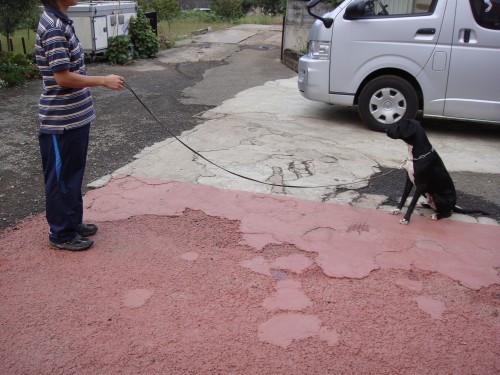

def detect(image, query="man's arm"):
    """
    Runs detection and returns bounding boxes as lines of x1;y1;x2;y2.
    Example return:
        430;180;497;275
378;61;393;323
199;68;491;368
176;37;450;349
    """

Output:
53;70;125;90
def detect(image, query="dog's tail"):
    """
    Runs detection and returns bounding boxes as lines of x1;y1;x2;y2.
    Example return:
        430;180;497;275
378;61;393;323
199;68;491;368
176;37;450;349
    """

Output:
453;206;490;216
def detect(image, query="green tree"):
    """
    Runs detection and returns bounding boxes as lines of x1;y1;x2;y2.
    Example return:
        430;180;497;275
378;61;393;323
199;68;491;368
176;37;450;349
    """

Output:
241;0;258;13
136;0;155;12
257;0;286;15
151;0;180;21
0;0;38;46
212;0;245;20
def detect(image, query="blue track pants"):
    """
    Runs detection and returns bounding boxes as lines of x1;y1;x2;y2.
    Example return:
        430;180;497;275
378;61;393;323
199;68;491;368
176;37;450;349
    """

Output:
39;125;90;243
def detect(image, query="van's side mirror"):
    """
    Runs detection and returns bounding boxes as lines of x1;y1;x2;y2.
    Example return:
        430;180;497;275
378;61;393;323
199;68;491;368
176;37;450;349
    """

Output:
307;0;321;8
344;0;366;20
306;0;334;28
307;0;321;7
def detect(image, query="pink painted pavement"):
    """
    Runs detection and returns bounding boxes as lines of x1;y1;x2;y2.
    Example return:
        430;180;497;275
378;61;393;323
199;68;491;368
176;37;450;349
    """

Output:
1;175;499;374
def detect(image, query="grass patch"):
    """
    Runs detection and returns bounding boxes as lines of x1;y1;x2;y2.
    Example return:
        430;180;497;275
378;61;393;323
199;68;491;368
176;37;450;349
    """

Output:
0;29;36;55
238;14;283;25
159;18;231;42
158;12;283;43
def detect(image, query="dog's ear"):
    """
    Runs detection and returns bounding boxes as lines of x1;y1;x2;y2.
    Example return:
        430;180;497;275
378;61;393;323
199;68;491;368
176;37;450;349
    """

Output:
400;119;420;138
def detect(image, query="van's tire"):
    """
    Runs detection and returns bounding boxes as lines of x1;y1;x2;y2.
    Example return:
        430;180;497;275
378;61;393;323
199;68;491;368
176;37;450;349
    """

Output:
358;75;418;132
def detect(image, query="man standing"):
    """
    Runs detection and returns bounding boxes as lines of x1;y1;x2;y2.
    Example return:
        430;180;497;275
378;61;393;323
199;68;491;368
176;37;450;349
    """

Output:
36;0;125;250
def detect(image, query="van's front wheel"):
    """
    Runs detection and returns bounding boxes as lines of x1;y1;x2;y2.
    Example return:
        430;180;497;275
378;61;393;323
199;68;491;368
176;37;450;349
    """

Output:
358;75;418;132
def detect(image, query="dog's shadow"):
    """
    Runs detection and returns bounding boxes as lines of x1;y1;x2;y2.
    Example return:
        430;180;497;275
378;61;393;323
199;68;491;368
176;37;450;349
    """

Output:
359;166;500;224
419;117;500;140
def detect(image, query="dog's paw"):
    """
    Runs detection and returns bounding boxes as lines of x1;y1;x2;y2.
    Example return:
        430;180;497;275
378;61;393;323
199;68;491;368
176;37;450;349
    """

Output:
431;214;438;220
399;218;409;225
390;208;401;215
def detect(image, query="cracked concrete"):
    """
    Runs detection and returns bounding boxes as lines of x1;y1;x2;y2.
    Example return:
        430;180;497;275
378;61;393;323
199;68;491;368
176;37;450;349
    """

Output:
89;82;381;203
89;75;499;224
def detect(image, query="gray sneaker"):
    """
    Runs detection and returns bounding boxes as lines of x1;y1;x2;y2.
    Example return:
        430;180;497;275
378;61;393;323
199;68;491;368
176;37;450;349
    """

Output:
49;234;94;251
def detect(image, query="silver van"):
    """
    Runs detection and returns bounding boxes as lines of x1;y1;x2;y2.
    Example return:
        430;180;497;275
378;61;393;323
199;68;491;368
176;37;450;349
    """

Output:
298;0;500;131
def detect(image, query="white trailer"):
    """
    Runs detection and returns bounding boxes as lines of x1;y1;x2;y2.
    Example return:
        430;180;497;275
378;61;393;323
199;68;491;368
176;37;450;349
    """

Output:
66;1;137;57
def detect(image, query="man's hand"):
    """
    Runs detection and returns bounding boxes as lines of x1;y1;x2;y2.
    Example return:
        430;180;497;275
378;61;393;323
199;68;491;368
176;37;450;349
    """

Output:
103;74;125;90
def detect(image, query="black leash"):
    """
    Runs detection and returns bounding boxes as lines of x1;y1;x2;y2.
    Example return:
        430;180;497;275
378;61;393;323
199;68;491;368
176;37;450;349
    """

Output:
124;82;399;189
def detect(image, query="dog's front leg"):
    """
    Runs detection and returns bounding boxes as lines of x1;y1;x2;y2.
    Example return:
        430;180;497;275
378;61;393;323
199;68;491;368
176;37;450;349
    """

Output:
391;177;413;215
400;186;424;225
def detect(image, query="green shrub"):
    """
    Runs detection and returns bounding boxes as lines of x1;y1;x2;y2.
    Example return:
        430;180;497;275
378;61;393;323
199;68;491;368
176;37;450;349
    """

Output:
0;64;27;86
0;51;32;66
0;51;39;88
23;64;39;79
129;8;160;59
107;35;133;65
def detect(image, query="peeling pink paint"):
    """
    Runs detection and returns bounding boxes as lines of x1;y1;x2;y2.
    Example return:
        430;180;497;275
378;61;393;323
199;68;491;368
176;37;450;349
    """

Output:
258;313;321;348
414;296;446;320
240;256;271;276
123;289;154;308
315;236;381;279
318;326;341;346
181;251;199;261
262;279;312;311
395;278;424;292
272;254;313;273
1;202;498;373
84;177;500;289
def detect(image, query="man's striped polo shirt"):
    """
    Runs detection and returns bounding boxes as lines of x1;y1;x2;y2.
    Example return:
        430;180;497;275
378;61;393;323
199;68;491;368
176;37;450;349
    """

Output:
35;6;96;134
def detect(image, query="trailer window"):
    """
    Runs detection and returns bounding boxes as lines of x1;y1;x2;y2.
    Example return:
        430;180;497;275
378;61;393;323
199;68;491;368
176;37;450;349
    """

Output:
470;0;500;29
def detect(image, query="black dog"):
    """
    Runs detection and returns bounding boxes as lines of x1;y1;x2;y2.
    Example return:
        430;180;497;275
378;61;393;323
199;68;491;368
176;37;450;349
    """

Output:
386;119;489;224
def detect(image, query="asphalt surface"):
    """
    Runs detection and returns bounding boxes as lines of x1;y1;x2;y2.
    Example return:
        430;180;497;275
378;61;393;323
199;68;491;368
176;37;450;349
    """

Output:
0;63;213;228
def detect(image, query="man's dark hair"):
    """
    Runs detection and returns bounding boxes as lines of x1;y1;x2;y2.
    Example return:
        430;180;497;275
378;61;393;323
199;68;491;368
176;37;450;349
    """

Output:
41;0;59;9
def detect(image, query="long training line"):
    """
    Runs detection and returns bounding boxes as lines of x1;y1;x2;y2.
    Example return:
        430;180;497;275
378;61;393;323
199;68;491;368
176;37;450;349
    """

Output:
124;82;399;189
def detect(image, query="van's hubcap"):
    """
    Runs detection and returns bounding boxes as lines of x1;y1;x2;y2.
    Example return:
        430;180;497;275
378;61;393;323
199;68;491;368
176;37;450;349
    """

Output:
369;88;406;124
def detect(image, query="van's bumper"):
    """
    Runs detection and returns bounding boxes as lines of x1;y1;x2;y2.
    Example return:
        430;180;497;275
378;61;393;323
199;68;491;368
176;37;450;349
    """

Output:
297;56;331;103
298;56;356;106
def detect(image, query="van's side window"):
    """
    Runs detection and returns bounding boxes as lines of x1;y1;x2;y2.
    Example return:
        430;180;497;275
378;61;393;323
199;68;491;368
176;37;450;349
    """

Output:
366;0;437;16
470;0;500;30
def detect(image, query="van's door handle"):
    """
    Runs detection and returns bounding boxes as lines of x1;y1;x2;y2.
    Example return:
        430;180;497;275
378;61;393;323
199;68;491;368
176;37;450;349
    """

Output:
416;28;436;35
464;29;471;43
